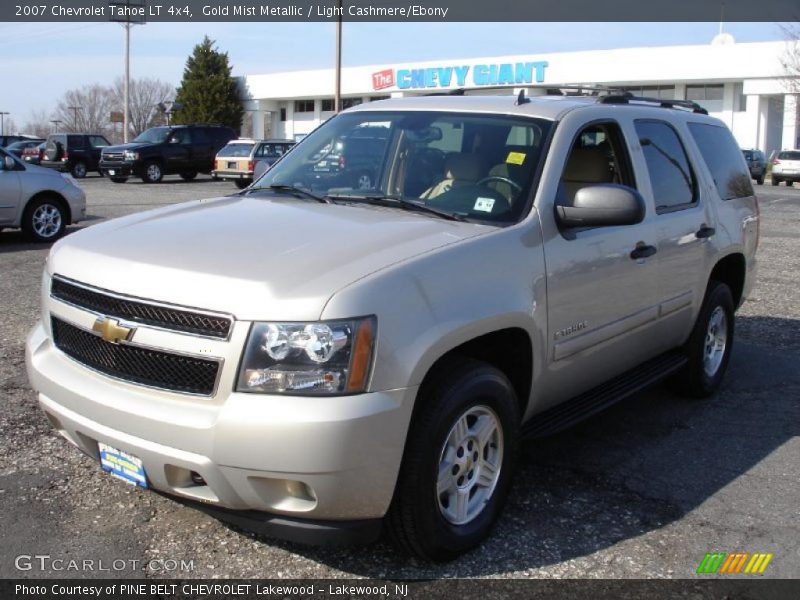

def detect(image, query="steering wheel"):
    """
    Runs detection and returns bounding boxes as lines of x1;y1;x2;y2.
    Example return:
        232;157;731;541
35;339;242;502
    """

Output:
476;176;522;193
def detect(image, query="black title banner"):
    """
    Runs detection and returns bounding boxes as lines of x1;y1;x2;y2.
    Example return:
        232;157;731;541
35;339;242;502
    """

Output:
3;0;800;22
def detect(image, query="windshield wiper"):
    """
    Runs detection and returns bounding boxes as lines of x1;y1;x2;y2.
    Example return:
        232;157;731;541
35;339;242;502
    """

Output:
248;184;330;204
326;194;467;222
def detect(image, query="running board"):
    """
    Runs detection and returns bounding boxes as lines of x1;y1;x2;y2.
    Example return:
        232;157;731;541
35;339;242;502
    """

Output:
522;351;688;439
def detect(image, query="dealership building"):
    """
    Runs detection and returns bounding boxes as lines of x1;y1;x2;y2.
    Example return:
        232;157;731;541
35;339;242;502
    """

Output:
239;38;799;155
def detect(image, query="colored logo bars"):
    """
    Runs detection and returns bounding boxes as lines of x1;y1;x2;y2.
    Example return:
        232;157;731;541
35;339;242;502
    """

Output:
696;552;774;574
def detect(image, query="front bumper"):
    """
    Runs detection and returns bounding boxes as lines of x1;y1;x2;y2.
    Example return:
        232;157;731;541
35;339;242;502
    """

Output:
26;320;416;532
99;161;134;177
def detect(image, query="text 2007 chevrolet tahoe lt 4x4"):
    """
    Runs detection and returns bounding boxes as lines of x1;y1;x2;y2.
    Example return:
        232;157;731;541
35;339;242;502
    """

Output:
26;93;758;560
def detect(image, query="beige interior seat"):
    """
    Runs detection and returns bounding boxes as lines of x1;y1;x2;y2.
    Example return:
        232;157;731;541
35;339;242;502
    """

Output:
560;147;613;205
421;153;484;199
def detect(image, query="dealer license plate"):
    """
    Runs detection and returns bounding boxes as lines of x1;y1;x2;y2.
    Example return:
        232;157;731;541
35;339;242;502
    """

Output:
108;169;115;175
99;443;147;488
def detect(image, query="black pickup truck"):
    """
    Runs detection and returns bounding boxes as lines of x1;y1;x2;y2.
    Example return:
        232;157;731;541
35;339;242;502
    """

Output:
99;124;237;183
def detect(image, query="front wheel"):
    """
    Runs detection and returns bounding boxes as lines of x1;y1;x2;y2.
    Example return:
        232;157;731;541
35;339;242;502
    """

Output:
756;174;764;185
180;171;197;181
22;197;67;242
110;177;128;184
771;177;781;186
142;161;163;183
387;358;519;561
672;280;735;398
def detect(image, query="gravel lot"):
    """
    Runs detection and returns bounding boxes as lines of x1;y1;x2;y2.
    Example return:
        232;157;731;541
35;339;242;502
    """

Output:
1;174;798;579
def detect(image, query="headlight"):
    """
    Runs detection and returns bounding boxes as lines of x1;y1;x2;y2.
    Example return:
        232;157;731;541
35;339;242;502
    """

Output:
123;151;139;161
236;317;376;395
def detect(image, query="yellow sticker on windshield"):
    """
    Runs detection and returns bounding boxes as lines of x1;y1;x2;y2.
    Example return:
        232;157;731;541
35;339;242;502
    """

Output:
506;151;526;165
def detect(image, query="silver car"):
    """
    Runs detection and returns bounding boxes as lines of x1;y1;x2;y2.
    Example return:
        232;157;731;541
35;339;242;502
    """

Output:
26;93;757;559
0;148;86;242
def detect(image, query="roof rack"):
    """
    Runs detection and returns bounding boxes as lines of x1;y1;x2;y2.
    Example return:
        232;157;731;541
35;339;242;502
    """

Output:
423;84;622;98
598;92;708;115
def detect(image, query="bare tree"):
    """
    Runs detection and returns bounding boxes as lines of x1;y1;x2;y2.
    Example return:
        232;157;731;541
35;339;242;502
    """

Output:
780;24;800;94
111;77;174;137
53;84;115;136
2;116;19;136
23;109;54;138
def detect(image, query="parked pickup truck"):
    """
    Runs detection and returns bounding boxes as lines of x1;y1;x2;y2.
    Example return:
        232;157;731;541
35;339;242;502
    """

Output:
26;92;758;560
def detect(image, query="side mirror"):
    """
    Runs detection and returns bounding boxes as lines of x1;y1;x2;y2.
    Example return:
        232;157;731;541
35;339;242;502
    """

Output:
3;156;15;171
556;184;645;228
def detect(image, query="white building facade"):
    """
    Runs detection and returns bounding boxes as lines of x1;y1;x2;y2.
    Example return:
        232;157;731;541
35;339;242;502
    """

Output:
240;40;799;155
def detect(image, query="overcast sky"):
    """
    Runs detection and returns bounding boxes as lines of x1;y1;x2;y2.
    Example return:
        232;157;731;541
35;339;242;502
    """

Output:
0;21;791;129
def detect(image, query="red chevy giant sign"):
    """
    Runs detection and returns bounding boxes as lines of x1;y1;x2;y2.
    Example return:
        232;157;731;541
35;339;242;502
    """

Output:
372;69;395;90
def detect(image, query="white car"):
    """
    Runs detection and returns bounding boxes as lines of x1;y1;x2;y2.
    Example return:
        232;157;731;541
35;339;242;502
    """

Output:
771;149;800;187
0;148;86;242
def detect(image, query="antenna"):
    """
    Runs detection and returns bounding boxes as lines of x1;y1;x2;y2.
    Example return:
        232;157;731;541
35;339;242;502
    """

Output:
516;89;531;105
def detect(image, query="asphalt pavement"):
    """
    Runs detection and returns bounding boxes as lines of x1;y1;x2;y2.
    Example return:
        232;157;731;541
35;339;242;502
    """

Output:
0;175;798;579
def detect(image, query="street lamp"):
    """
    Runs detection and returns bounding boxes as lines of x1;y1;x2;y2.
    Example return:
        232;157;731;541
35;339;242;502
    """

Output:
109;1;146;143
0;112;9;136
50;120;63;132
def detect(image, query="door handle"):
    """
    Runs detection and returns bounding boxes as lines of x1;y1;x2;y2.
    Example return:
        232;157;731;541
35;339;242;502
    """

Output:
696;225;716;239
630;242;657;260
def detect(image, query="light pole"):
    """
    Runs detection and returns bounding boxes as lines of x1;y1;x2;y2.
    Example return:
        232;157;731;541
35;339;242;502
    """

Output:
50;120;63;132
68;106;83;131
334;0;342;113
110;1;146;143
0;112;9;136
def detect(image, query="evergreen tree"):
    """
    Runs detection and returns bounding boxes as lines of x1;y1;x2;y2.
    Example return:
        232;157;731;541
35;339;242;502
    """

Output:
173;37;243;130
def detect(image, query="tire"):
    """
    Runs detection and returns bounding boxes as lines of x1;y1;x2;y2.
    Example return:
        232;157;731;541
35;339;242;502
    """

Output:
672;280;735;398
234;179;250;190
386;358;520;561
771;177;781;186
22;196;67;242
756;174;764;185
142;161;163;183
71;161;87;179
355;171;373;190
110;177;128;184
180;171;198;181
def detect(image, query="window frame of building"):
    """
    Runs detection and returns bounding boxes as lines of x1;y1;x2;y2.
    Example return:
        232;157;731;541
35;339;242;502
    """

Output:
294;100;315;113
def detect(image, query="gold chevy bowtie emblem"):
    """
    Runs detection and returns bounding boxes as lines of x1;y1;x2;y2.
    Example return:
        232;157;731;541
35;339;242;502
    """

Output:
92;318;134;344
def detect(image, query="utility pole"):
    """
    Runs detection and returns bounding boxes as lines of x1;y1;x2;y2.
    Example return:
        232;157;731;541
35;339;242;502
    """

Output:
0;112;9;136
334;0;342;112
68;106;83;131
110;1;146;143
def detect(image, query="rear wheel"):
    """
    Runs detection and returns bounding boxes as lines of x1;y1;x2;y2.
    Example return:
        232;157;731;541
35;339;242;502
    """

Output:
22;196;67;242
142;161;163;183
755;174;764;185
771;177;781;186
110;177;128;184
387;358;519;561
71;161;87;179
672;280;734;398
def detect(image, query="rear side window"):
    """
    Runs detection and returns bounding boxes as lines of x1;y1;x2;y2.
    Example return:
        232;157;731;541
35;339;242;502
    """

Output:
193;128;210;144
778;151;800;160
688;123;753;200
68;135;85;149
634;120;696;211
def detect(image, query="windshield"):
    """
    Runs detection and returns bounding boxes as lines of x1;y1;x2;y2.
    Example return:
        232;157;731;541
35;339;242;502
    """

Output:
133;127;172;144
254;111;552;224
218;143;255;157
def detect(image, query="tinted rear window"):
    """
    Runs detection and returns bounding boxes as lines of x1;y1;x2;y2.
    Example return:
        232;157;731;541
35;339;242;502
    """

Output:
778;151;800;160
218;143;254;157
688;122;753;200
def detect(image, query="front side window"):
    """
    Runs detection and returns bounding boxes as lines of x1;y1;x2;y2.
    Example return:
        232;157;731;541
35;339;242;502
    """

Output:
253;110;552;225
634;120;696;211
688;122;753;200
89;136;109;148
133;127;171;144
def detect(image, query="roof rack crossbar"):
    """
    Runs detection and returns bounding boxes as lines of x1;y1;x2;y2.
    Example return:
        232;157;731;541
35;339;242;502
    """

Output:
599;93;708;115
422;84;624;98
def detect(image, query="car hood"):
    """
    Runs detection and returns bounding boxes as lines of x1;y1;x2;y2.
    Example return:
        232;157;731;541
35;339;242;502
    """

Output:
102;142;152;153
48;194;491;321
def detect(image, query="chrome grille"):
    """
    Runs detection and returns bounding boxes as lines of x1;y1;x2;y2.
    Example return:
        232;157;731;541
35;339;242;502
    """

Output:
51;317;220;396
51;277;232;339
